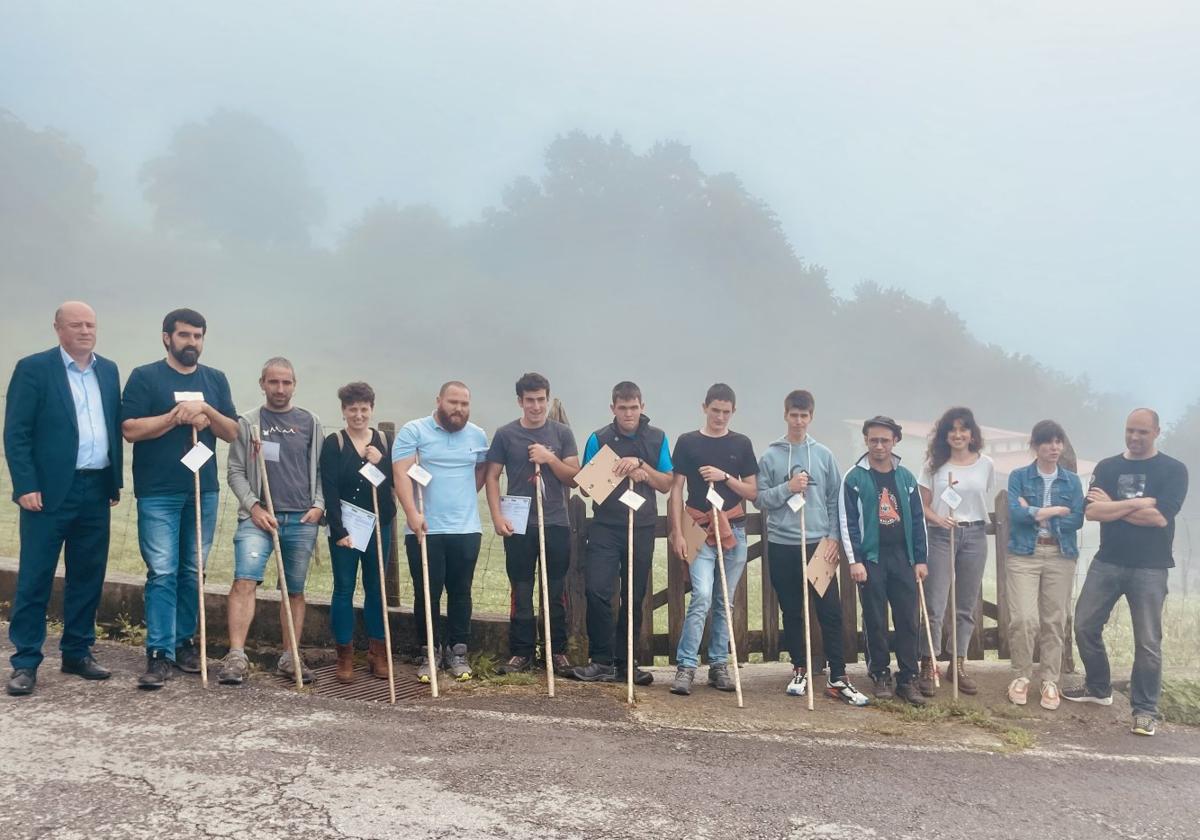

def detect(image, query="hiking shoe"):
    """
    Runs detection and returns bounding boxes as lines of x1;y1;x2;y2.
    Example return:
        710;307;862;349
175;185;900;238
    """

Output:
707;662;736;692
917;656;938;697
947;657;978;695
174;641;203;674
1062;686;1113;706
415;646;436;683
870;672;894;699
1040;681;1061;711
895;681;927;707
785;667;809;697
277;651;314;685
618;664;654;686
445;644;472;681
572;661;618;682
217;650;250;686
496;655;532;675
826;676;870;707
551;654;573;676
137;650;172;690
1007;676;1030;706
1132;714;1156;736
670;666;696;696
6;668;36;696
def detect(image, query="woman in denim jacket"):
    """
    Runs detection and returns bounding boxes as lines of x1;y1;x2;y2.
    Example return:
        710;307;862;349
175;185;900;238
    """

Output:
1005;419;1085;710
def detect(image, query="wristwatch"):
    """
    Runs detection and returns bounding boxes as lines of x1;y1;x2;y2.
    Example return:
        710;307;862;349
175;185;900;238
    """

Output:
636;457;644;468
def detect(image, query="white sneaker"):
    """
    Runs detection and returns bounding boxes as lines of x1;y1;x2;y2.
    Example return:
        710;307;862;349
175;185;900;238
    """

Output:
785;668;808;696
1007;676;1030;706
1040;681;1061;710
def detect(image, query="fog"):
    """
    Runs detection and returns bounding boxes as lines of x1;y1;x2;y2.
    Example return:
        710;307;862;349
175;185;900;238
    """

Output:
3;1;1198;467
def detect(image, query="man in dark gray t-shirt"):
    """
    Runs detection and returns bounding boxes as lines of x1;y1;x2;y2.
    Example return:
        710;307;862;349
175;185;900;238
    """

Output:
485;373;580;675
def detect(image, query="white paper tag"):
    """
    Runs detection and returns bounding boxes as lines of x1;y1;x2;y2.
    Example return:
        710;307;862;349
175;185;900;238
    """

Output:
181;442;214;473
260;440;281;463
940;486;963;510
619;489;646;511
787;493;807;512
406;463;433;487
360;462;387;487
173;391;204;403
706;485;724;509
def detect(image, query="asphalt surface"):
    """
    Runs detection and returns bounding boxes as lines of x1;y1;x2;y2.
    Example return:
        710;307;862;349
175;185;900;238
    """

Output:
2;639;1198;840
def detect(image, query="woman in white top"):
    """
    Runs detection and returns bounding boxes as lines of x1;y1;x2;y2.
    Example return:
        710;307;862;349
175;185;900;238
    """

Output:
917;407;995;696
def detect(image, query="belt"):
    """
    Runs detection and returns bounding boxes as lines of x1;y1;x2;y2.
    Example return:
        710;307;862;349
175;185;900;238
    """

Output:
955;520;985;527
1036;536;1058;546
75;468;107;475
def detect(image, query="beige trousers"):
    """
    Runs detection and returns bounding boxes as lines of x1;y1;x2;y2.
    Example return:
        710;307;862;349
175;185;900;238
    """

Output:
1006;544;1076;685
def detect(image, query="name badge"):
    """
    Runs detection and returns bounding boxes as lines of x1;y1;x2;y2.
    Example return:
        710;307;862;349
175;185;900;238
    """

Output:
260;441;281;462
360;463;387;487
407;463;433;487
787;493;806;512
706;485;724;510
940;487;963;510
174;391;204;403
619;489;646;511
181;442;214;473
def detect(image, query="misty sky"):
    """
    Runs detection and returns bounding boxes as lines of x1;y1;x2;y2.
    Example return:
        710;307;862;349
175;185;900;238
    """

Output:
3;2;1198;418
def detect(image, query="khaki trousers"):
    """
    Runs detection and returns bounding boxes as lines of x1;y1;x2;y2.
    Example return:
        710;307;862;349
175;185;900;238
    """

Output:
1006;544;1076;685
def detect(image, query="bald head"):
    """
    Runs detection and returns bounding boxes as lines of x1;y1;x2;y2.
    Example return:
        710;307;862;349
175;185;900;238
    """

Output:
53;301;98;362
1125;408;1160;459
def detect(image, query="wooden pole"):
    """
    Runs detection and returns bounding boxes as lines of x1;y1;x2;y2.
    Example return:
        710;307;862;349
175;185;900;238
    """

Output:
415;456;439;698
917;578;940;688
799;505;814;711
191;428;208;688
626;477;635;705
535;464;555;697
253;424;304;691
710;482;743;708
371;485;397;703
948;470;959;701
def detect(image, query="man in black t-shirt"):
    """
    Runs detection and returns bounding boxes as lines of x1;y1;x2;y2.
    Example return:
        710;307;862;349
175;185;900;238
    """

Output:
1065;409;1188;736
121;309;239;690
667;383;758;696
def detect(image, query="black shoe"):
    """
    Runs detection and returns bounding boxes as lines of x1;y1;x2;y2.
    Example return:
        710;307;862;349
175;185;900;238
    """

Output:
61;655;111;680
870;672;894;700
496;655;532;675
174;642;203;674
571;662;618;682
6;668;36;696
137;650;173;690
895;681;928;707
618;664;654;686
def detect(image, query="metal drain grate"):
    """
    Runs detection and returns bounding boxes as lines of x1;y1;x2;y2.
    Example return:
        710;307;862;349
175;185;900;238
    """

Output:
273;662;433;702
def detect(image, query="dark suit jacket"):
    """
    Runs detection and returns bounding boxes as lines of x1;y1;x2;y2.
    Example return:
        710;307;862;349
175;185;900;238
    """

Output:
5;347;123;512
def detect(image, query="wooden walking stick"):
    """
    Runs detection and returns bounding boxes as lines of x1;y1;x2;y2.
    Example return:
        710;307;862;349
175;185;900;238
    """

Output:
799;504;815;711
626;476;636;705
709;482;743;708
371;482;397;703
252;424;304;691
917;577;940;688
948;470;959;701
414;455;438;698
191;428;209;688
534;463;555;697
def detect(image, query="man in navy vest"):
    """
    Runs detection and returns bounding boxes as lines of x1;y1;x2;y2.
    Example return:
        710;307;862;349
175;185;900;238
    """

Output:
5;301;123;696
572;381;673;685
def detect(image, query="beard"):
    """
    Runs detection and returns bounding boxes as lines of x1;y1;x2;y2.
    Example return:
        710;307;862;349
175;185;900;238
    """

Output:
168;341;200;367
437;407;468;432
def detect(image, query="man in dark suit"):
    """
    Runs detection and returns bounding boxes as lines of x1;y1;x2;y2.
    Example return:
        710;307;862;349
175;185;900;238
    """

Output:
5;301;123;696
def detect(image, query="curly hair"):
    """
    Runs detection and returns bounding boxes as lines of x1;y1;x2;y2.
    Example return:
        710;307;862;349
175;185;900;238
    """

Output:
337;381;375;407
926;406;983;473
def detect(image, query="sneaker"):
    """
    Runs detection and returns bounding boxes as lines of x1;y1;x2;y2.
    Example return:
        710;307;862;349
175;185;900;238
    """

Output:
445;644;472;681
670;666;696;696
917;656;938;697
551;653;573;676
894;681;927;707
1062;685;1113;706
1131;714;1156;736
707;662;736;692
826;676;870;707
1007;676;1030;706
617;664;654;686
217;650;250;686
870;672;894;700
137;650;173;690
496;655;532;675
785;667;809;697
1040;681;1061;711
277;651;314;685
572;661;618;682
174;641;203;674
415;646;436;683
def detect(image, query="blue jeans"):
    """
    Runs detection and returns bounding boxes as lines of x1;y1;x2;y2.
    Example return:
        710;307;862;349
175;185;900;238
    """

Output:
232;512;317;593
329;529;391;645
1074;560;1169;717
137;492;218;658
676;524;747;668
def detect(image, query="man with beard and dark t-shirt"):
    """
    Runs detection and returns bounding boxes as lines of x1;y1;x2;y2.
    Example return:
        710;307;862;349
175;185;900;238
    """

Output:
1065;408;1188;737
121;308;238;689
571;381;673;686
393;381;489;683
485;372;580;676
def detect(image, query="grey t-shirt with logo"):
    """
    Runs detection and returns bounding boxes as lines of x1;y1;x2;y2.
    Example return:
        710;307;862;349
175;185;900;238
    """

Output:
260;407;315;513
486;419;578;527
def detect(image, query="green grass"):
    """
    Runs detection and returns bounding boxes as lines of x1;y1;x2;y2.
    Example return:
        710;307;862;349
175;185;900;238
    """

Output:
874;698;1036;750
1160;679;1200;726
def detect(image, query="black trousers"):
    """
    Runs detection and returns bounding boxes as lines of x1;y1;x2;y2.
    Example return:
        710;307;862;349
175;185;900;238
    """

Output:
405;532;482;651
9;471;110;670
504;525;570;658
584;522;654;666
767;541;846;678
858;542;920;685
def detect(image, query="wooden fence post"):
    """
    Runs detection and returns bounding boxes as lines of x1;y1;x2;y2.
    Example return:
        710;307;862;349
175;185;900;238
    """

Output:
566;496;589;660
760;528;781;663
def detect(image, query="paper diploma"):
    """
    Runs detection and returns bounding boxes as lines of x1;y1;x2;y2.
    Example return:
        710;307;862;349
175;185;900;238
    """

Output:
500;495;532;535
340;501;378;552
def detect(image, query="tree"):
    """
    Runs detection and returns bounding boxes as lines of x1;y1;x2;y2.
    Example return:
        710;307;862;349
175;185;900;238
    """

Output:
140;109;323;247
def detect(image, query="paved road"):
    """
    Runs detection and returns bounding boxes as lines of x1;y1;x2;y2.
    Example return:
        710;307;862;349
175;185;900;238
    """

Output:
2;641;1198;839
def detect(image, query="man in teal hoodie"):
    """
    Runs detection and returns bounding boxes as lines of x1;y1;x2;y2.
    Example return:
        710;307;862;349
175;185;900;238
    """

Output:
757;390;867;705
839;416;928;706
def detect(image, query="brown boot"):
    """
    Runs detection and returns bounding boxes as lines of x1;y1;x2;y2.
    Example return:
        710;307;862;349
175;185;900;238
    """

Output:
335;644;355;684
367;638;390;680
949;656;978;695
917;657;938;697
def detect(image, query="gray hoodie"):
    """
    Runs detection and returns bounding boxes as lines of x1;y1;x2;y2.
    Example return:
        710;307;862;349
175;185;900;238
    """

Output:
755;434;841;545
227;405;325;520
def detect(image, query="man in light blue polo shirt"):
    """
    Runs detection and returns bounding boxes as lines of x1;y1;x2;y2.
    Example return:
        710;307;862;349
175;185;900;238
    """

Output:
392;381;489;682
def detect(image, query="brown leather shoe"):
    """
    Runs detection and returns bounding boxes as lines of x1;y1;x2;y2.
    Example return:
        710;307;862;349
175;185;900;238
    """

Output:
947;656;978;695
917;656;938;697
367;638;390;680
335;644;355;684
